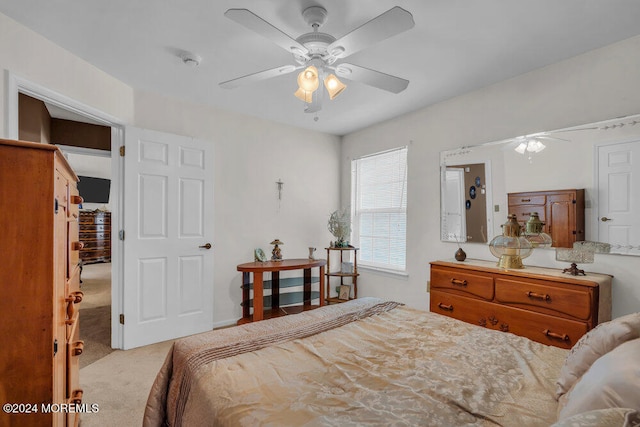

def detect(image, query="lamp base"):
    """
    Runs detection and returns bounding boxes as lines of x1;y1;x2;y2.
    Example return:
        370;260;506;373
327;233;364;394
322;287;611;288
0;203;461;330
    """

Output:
562;263;586;276
496;255;524;269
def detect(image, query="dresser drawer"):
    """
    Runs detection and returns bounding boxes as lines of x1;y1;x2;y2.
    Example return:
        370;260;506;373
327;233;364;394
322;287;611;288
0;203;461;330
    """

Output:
495;278;593;321
508;194;546;206
430;290;587;349
430;290;491;326
430;266;494;300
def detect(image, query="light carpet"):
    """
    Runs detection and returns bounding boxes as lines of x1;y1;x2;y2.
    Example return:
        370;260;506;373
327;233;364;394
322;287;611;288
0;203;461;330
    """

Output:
79;339;174;426
79;262;113;368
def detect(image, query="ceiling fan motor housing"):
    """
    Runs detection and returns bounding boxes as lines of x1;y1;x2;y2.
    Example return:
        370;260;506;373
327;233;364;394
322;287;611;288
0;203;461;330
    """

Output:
302;6;328;27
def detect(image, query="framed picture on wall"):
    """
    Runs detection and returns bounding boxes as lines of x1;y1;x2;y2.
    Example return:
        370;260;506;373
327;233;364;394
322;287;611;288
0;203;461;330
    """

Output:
339;285;351;300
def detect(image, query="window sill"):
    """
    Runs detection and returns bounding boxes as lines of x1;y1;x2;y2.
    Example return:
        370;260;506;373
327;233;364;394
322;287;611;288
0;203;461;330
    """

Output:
358;265;409;279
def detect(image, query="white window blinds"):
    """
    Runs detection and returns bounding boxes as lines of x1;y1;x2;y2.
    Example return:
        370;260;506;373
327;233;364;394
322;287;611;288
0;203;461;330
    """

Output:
351;146;408;272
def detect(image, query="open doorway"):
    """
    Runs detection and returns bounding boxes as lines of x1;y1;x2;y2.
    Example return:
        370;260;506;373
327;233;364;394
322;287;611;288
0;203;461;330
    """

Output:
16;90;122;360
60;146;114;366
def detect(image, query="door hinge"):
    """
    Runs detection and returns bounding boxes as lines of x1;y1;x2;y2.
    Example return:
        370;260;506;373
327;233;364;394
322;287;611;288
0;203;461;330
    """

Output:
119;314;125;324
119;146;125;156
119;230;125;240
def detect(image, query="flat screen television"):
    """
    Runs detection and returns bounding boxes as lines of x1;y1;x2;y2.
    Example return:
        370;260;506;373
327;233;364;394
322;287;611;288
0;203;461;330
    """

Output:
77;176;111;204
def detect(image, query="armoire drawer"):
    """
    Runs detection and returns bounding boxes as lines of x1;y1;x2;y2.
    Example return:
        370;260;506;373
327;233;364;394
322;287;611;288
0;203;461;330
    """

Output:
495;278;593;321
508;193;546;206
430;266;494;300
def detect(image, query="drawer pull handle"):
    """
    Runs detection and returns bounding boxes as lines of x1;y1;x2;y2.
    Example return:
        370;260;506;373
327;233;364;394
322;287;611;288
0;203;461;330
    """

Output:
71;241;84;251
65;291;84;324
71;389;83;405
526;291;551;301
437;303;453;311
521;198;531;202
543;329;569;341
72;341;85;356
450;278;467;287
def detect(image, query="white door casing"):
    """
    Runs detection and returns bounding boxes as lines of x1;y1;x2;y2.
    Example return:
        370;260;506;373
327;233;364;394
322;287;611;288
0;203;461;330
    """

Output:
597;139;640;253
123;127;214;349
442;167;466;242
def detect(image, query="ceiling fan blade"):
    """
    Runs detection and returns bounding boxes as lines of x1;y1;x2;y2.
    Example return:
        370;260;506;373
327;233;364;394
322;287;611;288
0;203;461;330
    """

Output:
336;63;409;93
220;65;299;89
225;9;309;58
327;7;414;59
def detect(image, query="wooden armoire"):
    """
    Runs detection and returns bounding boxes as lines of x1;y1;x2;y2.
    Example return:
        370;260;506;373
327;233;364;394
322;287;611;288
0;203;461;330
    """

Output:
0;139;84;426
508;189;585;248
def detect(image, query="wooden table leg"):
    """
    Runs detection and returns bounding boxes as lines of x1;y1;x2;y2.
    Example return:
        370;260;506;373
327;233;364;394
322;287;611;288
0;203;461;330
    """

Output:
242;272;250;319
253;272;264;321
303;268;311;305
319;266;325;306
271;271;280;310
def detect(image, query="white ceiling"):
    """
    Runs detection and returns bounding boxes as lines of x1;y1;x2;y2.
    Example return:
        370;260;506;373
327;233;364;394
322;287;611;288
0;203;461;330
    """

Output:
2;1;640;136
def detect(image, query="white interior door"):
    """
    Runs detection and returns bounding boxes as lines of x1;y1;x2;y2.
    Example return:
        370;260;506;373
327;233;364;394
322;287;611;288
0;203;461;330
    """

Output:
122;127;214;349
442;167;466;241
597;139;640;253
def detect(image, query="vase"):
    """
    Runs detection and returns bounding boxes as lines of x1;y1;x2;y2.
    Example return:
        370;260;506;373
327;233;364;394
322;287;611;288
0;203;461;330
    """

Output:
455;247;466;262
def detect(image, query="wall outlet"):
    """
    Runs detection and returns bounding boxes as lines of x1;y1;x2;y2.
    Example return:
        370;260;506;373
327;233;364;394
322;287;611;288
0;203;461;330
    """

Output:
494;204;500;212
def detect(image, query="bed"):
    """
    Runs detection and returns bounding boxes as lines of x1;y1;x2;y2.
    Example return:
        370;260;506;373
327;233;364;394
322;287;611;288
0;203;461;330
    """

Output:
143;298;640;427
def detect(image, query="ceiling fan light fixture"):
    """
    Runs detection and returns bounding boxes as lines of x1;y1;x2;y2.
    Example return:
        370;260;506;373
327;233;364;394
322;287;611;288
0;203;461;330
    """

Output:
324;74;346;100
294;87;313;103
515;138;546;155
297;65;319;92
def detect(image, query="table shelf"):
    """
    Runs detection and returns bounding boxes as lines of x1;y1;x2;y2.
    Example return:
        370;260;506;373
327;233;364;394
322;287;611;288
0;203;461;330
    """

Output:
241;276;320;290
237;258;326;323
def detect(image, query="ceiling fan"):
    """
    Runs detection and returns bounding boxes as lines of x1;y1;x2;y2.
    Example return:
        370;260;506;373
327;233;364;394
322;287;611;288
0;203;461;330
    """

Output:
219;5;415;113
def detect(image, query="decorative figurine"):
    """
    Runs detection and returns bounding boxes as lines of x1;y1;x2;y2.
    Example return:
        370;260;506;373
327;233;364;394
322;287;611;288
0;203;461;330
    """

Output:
270;239;283;261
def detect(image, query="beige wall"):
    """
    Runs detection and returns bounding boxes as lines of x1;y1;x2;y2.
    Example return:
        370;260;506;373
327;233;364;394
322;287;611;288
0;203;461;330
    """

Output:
342;35;640;318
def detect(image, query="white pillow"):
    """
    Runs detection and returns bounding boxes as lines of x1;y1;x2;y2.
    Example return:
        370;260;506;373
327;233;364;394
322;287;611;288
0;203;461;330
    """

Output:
556;312;640;399
557;338;640;420
551;408;640;427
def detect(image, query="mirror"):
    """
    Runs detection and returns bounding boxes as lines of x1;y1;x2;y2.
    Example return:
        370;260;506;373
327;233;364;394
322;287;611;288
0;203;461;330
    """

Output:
440;162;490;243
441;113;640;255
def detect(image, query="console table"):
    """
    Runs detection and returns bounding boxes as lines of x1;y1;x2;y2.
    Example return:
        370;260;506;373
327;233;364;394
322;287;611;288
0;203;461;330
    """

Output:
237;258;326;324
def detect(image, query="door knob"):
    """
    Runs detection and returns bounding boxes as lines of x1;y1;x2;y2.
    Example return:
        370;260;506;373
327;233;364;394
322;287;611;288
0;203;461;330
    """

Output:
601;217;613;222
199;243;212;249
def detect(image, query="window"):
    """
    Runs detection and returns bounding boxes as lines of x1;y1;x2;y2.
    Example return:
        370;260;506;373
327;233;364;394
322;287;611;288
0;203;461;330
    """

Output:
351;146;408;272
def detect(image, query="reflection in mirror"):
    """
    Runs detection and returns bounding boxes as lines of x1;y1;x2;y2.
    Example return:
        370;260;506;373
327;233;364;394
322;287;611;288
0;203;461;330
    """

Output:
441;162;490;243
440;114;640;255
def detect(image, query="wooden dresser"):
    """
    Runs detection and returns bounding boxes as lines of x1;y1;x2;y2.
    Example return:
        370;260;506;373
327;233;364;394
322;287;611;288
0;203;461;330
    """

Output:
429;260;612;349
79;210;111;264
0;139;84;426
508;189;585;248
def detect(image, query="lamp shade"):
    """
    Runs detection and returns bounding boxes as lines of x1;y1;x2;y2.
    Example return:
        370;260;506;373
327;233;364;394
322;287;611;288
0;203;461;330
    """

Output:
489;214;533;269
294;87;313;103
324;74;346;100
297;66;319;92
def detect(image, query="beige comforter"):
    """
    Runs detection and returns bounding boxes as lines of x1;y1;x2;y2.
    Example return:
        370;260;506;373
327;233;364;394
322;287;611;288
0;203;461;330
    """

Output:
144;298;567;426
